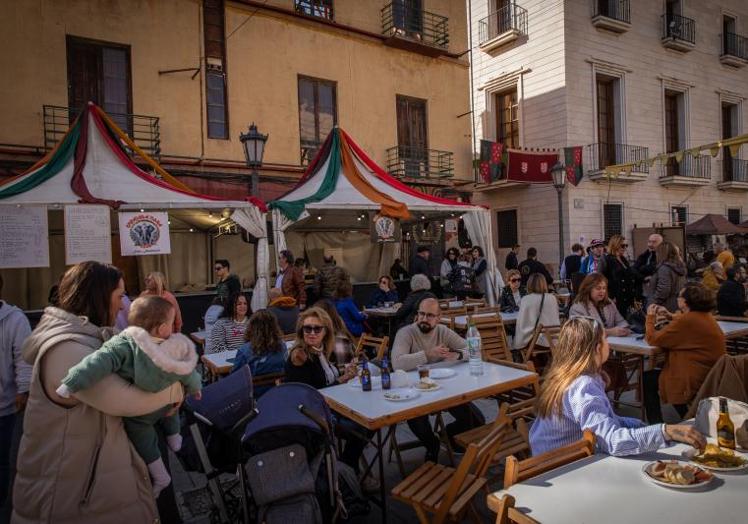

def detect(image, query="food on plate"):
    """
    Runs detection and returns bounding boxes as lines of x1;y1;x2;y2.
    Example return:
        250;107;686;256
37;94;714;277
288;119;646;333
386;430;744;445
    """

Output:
692;444;748;468
384;392;402;400
646;461;712;485
415;378;438;390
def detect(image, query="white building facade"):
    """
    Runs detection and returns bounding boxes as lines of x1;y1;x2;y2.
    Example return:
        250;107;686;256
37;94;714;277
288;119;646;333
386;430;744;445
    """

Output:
468;0;748;271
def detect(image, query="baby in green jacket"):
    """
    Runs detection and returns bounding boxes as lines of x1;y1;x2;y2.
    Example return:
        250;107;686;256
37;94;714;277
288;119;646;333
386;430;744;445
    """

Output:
56;295;202;497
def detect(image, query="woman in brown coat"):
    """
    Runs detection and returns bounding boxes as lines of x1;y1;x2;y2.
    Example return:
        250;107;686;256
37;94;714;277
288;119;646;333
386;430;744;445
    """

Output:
643;282;726;424
13;262;183;524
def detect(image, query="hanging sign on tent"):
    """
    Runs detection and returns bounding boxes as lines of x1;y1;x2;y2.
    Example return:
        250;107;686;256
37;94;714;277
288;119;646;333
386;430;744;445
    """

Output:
370;213;400;243
118;211;171;256
0;205;49;269
65;205;112;265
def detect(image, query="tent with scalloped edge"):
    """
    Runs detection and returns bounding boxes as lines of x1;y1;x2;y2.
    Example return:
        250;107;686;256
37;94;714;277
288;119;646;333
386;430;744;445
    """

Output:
268;127;502;304
0;102;270;310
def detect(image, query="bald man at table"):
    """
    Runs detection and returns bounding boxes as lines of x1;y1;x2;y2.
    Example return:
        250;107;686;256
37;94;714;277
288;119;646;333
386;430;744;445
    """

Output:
391;298;485;462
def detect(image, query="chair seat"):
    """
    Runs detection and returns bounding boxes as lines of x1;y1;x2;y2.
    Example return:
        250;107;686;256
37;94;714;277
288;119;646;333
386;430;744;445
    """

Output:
454;427;528;461
392;462;487;519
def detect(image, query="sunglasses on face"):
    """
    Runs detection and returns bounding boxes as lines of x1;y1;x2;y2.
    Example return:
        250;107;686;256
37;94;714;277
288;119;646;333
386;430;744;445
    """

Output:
510;278;521;283
214;267;223;272
621;244;628;248
303;325;325;334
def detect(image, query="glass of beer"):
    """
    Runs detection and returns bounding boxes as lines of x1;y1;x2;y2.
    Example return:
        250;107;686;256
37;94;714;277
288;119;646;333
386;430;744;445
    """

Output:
417;364;430;380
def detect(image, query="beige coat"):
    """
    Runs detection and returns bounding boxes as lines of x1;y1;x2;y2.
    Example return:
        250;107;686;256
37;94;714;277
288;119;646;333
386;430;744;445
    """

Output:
12;307;182;524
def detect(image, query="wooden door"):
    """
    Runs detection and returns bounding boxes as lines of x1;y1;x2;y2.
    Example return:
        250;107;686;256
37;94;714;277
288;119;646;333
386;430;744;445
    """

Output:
396;96;428;176
596;77;616;169
67;37;101;115
664;92;680;176
723;103;734;181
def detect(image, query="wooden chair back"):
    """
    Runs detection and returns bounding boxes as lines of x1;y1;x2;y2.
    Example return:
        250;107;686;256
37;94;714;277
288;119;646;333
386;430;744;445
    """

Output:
491;360;540;423
252;372;285;389
470;315;511;362
432;416;512;524
355;333;389;360
492;494;541;524
503;430;596;488
439;298;466;311
521;324;561;367
441;308;468;331
473;305;501;315
465;298;486;309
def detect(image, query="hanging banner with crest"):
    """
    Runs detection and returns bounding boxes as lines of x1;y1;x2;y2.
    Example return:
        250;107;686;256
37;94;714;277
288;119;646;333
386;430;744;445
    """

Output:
369;212;401;243
506;149;558;184
118;211;171;256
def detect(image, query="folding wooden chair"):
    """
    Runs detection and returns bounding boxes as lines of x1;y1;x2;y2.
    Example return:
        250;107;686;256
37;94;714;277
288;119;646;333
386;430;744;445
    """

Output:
354;333;389;360
392;415;512;524
473;305;501;315
441;308;468;331
455;361;540;471
469;315;511;362
465;298;487;309
503;430;596;488
439;298;466;310
521;325;560;373
491;494;541;524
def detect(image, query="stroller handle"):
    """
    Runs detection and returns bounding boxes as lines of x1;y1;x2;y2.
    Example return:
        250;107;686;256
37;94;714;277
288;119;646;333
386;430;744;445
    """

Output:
298;404;330;435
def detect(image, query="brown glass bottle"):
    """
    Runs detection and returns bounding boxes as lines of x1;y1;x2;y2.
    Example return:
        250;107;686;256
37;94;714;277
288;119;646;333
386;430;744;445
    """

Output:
717;397;736;449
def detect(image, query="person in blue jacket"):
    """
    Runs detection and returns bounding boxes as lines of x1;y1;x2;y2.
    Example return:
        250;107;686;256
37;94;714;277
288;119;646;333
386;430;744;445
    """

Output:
231;310;288;397
334;278;368;337
367;275;399;307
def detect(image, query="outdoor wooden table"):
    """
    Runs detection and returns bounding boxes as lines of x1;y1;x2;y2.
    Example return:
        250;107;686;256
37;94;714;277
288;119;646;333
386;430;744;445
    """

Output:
190;330;207;352
320;361;537;523
443;310;518;330
487;440;748;523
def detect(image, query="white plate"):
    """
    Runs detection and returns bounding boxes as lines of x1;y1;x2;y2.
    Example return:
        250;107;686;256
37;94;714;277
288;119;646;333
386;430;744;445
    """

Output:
348;376;382;389
641;461;714;489
412;381;442;392
383;389;420;402
429;368;457;379
682;447;748;471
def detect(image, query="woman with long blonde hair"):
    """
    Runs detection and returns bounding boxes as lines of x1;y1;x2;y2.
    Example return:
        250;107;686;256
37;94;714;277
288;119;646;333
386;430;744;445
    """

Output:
530;317;705;456
602;235;637;316
141;271;183;333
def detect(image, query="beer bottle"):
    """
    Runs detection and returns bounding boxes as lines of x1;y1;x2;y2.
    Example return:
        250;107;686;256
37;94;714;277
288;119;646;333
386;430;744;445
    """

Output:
360;360;372;392
381;357;391;390
717;397;736;449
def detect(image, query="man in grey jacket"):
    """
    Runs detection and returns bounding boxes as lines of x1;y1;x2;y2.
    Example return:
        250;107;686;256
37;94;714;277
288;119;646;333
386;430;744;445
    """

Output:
0;275;32;509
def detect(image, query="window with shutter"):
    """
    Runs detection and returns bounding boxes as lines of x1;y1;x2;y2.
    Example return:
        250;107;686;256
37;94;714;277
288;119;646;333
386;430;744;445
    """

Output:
727;208;741;225
203;0;228;139
298;76;338;164
496;209;518;248
602;203;623;241
495;88;518;148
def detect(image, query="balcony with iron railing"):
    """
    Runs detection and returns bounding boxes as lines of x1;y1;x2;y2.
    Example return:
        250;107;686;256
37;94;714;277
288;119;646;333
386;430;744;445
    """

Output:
659;153;711;187
661;13;696;52
381;2;449;57
386;146;454;180
43;105;161;159
294;0;333;21
717;158;748;191
585;142;649;182
721;32;748;67
478;4;528;52
591;0;631;33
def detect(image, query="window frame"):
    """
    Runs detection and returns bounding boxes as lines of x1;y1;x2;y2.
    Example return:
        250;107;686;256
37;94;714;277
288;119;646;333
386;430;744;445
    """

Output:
297;75;338;164
670;205;688;226
294;0;334;21
494;87;519;148
727;207;742;225
495;208;519;249
601;201;624;242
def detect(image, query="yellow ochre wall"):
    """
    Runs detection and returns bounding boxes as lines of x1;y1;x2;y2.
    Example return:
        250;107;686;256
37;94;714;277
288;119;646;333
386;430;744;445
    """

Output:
0;0;472;178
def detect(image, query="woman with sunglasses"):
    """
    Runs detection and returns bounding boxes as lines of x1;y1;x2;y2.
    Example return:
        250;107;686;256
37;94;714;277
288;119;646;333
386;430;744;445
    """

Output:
367;275;399;308
500;269;525;313
569;273;630;337
530;317;706;456
602;235;638;317
285;308;374;488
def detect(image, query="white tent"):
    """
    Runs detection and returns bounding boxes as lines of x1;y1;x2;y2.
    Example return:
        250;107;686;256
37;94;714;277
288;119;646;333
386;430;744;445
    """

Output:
0;103;270;309
269;127;501;304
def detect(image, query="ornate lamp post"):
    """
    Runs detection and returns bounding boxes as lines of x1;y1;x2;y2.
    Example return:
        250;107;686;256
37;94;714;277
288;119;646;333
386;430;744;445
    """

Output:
239;123;268;197
551;161;567;269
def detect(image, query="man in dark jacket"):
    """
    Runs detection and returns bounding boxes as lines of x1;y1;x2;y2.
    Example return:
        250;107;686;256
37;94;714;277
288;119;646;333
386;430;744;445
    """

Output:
505;244;520;271
560;243;584;280
634;233;663;299
518;247;553;286
214;259;241;305
410;246;432;277
314;255;347;300
717;265;748;317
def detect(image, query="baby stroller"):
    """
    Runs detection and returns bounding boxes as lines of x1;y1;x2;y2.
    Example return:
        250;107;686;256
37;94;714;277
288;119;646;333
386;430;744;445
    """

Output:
242;383;345;524
179;365;258;523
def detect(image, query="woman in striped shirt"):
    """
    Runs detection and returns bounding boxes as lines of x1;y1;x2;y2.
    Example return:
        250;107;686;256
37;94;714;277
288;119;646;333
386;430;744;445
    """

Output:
208;293;250;354
529;317;705;456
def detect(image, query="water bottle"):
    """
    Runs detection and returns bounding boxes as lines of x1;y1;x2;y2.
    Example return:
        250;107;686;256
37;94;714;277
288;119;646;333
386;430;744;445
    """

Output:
466;320;484;376
380;357;391;390
360;360;372;391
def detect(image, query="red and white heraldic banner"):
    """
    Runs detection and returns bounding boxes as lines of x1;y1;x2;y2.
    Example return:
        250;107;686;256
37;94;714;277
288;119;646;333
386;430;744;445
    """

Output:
118;211;171;256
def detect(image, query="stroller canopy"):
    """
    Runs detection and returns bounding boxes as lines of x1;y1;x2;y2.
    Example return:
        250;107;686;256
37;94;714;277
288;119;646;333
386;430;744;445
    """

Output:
243;383;333;442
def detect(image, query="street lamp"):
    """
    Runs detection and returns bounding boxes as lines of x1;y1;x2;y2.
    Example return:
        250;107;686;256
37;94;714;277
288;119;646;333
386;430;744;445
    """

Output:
239;123;268;197
551;161;566;270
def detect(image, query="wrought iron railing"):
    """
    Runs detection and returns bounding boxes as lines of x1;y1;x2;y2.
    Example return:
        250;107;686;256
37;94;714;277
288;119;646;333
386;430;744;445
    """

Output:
294;0;333;20
661;13;696;44
592;0;630;24
586;142;649;173
723;158;748;183
478;4;528;45
723;32;748;60
381;2;449;49
386;146;454;179
661;154;711;179
43;105;160;158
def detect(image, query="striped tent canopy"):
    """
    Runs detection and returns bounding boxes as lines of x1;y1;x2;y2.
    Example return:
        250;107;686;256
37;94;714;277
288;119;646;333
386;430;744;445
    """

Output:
0;101;265;212
269;127;478;221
